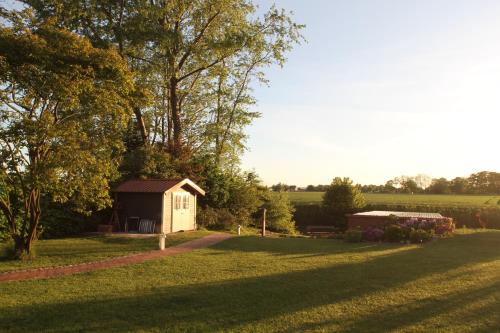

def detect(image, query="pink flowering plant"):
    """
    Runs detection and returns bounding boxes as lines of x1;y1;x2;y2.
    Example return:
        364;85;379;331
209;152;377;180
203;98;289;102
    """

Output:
362;227;385;241
354;216;455;243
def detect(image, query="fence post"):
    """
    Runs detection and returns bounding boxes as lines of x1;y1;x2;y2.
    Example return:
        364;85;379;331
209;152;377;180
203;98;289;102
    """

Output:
262;208;267;237
159;233;166;250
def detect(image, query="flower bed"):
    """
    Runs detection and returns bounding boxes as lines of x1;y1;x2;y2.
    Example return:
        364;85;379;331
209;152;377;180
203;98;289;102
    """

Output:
347;217;455;243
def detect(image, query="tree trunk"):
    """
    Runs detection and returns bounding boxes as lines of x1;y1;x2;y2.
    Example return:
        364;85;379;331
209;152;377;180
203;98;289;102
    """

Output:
133;107;148;144
214;72;223;166
14;188;41;259
169;76;182;156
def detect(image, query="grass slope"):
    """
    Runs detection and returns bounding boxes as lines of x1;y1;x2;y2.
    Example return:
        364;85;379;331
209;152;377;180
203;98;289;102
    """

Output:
1;229;499;332
288;192;500;207
0;231;212;273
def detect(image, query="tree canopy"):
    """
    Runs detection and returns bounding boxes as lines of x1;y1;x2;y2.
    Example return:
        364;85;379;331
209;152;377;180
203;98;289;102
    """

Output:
25;0;304;167
0;10;134;256
322;177;366;213
0;1;304;254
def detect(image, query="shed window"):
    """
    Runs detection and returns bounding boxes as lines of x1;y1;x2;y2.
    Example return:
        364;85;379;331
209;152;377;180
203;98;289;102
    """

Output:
183;194;189;209
174;194;181;210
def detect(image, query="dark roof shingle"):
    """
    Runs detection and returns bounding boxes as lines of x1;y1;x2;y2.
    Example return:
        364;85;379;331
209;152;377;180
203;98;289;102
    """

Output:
113;179;182;193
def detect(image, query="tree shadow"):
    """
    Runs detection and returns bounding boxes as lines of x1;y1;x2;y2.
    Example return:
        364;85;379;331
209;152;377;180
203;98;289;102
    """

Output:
212;235;405;258
1;232;499;332
285;280;500;332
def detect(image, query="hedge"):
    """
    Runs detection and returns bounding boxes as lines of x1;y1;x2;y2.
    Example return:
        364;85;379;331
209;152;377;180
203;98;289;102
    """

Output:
294;204;500;230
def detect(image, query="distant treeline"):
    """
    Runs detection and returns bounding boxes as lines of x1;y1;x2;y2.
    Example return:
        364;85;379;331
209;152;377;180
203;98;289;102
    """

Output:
272;171;500;195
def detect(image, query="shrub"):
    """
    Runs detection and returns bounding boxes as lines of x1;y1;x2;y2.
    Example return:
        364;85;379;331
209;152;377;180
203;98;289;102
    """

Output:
323;177;366;229
363;227;384;241
199;165;265;226
0;240;16;259
0;214;9;241
409;229;434;243
262;192;296;234
197;207;238;230
434;218;455;235
323;177;366;211
345;228;363;242
39;203;90;239
384;224;404;242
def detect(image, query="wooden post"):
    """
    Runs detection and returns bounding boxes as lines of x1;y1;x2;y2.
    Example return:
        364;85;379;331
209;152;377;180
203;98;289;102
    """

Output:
159;233;166;250
262;208;267;237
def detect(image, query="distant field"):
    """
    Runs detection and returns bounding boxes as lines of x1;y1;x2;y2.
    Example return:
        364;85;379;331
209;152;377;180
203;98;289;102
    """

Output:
287;192;500;207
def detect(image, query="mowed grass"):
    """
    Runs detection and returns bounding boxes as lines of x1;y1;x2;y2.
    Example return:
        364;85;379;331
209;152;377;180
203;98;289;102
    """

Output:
288;192;500;207
0;231;212;273
1;229;499;332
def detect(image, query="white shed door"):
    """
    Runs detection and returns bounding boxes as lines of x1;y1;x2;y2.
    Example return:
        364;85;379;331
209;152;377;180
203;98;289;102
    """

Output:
172;192;191;232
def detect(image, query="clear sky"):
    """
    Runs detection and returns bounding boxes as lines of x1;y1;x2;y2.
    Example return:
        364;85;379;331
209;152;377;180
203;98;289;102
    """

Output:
243;0;500;186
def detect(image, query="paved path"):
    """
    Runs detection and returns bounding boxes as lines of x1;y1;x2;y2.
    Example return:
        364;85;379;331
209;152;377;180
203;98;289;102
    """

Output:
0;233;234;283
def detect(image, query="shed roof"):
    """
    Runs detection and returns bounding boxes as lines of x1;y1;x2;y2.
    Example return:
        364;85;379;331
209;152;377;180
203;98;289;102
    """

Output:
113;178;205;195
353;211;443;219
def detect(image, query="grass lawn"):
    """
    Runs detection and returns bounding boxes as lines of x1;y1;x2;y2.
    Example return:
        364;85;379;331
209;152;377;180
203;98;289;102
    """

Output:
0;230;212;273
288;192;500;207
1;229;499;332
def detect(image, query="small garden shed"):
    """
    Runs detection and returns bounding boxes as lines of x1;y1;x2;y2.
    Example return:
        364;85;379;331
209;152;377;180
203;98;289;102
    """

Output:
112;178;205;234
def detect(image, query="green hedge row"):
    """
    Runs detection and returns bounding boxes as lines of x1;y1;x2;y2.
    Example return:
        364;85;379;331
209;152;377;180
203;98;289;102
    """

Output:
293;204;500;230
293;205;341;231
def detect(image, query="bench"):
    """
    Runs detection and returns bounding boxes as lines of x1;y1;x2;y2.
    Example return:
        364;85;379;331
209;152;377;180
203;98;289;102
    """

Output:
305;225;337;235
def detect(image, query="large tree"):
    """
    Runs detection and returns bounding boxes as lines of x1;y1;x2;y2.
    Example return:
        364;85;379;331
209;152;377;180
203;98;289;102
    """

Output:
24;0;303;166
0;11;133;257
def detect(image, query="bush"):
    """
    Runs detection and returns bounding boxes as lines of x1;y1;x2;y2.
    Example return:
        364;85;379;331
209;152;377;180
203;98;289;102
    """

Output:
0;215;9;242
0;240;16;259
409;229;434;243
345;228;363;242
262;192;296;234
435;219;455;235
384;224;404;242
363;227;384;241
323;177;366;211
197;207;238;230
199;166;265;226
323;177;366;229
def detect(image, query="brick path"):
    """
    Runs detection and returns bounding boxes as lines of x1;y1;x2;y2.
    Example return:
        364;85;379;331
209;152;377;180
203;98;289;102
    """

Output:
0;233;234;283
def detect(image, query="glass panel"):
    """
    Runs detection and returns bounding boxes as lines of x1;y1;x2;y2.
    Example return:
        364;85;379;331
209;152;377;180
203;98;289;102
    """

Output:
175;194;181;210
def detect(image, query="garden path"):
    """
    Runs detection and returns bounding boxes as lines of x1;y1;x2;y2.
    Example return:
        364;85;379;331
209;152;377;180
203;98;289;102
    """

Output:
0;233;234;283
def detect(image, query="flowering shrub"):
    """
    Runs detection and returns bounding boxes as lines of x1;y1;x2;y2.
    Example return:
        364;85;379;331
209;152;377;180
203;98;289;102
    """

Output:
384;224;404;242
409;229;434;243
362;227;384;241
344;217;455;243
397;217;455;238
434;218;455;235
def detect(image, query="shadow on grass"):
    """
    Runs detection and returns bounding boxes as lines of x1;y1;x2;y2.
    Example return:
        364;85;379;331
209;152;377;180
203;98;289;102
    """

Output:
1;232;499;332
211;235;403;258
285;279;500;333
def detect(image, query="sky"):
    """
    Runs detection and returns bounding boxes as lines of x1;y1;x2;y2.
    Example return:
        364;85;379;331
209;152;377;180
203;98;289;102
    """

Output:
243;0;500;186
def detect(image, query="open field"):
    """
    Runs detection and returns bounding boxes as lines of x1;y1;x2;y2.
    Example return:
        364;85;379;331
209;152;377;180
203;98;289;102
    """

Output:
1;229;499;332
288;192;500;207
0;231;211;273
